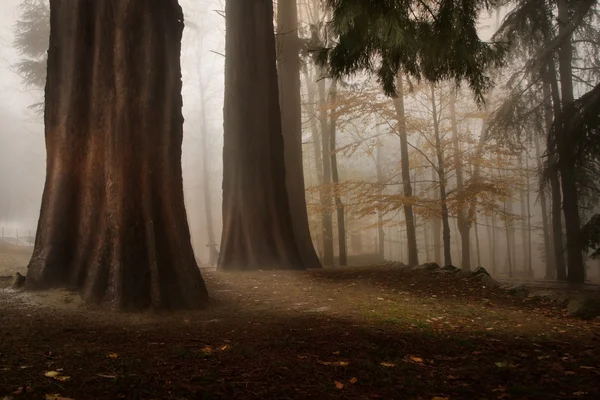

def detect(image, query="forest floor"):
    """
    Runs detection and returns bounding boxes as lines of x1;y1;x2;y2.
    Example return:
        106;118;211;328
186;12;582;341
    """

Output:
0;261;599;399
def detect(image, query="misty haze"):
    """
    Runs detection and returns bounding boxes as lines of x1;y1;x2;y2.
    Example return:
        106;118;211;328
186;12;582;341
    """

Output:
0;0;599;399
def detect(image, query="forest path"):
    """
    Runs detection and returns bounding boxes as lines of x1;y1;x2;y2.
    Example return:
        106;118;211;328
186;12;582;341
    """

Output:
1;265;599;399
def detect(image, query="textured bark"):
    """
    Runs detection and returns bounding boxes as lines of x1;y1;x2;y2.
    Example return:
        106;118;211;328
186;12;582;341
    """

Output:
557;0;585;284
329;79;347;265
393;74;419;265
276;0;321;268
431;86;452;266
318;75;334;266
26;0;208;310
220;0;303;271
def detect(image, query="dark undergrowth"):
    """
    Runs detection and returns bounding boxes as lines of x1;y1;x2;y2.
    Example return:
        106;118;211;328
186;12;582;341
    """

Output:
1;265;599;399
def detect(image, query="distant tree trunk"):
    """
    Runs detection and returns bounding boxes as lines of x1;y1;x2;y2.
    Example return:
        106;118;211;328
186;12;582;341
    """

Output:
486;213;496;274
375;127;385;259
392;74;419;265
318;74;334;266
220;0;304;271
525;151;533;276
277;0;321;268
430;86;452;266
26;0;208;309
557;0;585;284
198;79;218;266
432;168;442;265
518;154;532;277
450;92;471;270
534;134;555;279
328;79;347;265
474;214;481;266
545;64;568;281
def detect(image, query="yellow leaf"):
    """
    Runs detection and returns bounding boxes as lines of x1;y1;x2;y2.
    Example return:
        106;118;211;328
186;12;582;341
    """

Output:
44;371;60;378
107;352;118;358
334;381;345;389
97;374;117;379
409;356;424;363
349;377;358;384
219;344;231;351
55;376;71;382
380;362;396;367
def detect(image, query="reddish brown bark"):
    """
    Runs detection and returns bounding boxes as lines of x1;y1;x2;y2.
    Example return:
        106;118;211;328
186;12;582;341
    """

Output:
219;0;304;271
276;0;321;268
26;0;208;310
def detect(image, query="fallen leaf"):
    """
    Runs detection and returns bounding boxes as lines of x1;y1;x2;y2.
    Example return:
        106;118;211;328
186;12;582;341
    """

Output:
297;355;308;359
497;394;511;399
492;386;508;392
334;381;345;389
380;362;396;367
55;376;71;382
318;360;349;366
96;374;117;379
573;391;588;396
107;352;118;358
349;377;358;384
409;356;424;363
200;346;213;354
44;371;60;378
495;362;509;368
45;395;74;400
565;371;576;376
579;366;595;370
431;397;449;400
219;344;231;351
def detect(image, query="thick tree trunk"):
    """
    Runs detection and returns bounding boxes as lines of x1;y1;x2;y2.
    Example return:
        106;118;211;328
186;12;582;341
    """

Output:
431;86;452;266
557;0;585;284
318;74;334;266
450;92;471;270
220;0;303;271
26;0;208;309
328;79;347;265
393;74;419;265
277;0;321;268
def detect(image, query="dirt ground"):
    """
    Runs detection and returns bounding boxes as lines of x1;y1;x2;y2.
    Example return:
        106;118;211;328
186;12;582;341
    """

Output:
0;258;599;399
0;243;30;276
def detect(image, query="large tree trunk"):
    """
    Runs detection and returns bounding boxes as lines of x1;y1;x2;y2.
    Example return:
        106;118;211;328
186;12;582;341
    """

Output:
277;0;321;268
392;74;419;265
328;79;347;265
318;74;334;266
431;86;452;266
557;0;585;284
220;0;303;271
26;0;208;310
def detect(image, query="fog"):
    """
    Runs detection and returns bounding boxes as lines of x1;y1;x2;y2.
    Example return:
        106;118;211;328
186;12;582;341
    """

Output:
0;0;598;282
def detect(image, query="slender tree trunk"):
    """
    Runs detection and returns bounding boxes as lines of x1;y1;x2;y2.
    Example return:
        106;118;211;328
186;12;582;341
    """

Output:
450;92;471;270
375;126;385;259
392;73;419;265
432;168;442;265
220;0;304;271
545;63;568;281
430;85;452;266
328;79;347;265
26;0;208;309
277;0;321;268
525;151;533;277
534;132;555;279
557;0;585;283
318;75;334;265
518;154;531;277
199;79;218;266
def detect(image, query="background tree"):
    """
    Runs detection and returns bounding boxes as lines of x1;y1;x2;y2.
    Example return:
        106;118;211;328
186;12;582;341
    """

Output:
26;0;208;309
219;0;304;271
